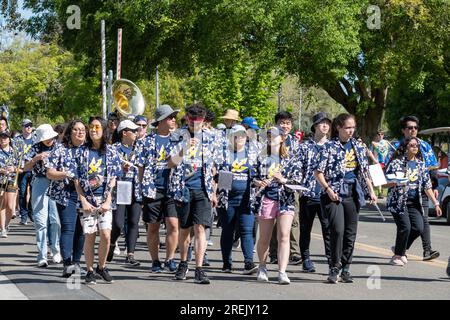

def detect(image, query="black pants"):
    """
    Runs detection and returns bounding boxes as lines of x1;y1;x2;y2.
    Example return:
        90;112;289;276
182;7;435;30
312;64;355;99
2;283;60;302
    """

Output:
299;197;331;263
392;200;424;256
420;194;431;252
111;202;142;253
320;191;359;271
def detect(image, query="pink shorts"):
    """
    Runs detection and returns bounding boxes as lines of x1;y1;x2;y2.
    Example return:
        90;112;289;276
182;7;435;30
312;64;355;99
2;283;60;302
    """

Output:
258;196;295;220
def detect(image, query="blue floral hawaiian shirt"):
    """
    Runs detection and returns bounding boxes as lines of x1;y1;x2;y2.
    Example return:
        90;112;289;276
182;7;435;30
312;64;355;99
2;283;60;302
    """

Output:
24;141;59;177
251;152;302;215
0;145;20;184
316;137;371;203
216;143;259;210
74;144;122;208
46;143;81;206
113;142;142;202
386;157;431;215
296;139;327;199
168;128;218;202
386;138;438;169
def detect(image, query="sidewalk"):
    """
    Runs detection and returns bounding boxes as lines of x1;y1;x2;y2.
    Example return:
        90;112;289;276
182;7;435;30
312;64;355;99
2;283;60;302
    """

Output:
0;272;28;300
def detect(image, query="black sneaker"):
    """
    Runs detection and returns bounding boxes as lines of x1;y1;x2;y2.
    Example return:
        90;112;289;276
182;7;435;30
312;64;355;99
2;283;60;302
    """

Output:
289;255;303;265
446;257;450;278
194;268;210;284
243;262;258;275
423;250;440;261
222;263;232;273
85;270;97;285
327;267;339;284
202;253;210;267
96;265;114;283
340;271;354;283
62;264;74;278
106;245;115;262
125;255;141;267
174;261;189;280
302;259;316;273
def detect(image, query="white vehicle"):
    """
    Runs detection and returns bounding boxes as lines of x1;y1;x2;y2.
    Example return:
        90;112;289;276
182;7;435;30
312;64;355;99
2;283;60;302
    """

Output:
418;127;450;224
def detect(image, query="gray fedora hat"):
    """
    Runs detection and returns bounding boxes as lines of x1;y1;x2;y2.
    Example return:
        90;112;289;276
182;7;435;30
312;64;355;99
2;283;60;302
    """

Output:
152;104;180;127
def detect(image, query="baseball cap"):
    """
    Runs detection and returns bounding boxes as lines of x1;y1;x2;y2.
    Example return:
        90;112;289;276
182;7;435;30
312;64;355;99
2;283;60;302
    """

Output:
241;117;260;130
117;120;139;132
22;119;33;126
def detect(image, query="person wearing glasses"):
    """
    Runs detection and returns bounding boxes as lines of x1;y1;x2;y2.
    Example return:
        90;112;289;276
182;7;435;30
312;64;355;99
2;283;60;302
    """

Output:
135;105;180;273
386;116;440;261
46;120;87;277
134;115;148;140
385;137;442;266
168;103;218;285
107;120;142;267
106;112;120;144
14;119;35;225
74;117;122;284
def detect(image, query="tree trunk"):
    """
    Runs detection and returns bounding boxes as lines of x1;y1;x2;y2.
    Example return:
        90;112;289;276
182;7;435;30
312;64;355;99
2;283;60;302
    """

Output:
355;87;387;143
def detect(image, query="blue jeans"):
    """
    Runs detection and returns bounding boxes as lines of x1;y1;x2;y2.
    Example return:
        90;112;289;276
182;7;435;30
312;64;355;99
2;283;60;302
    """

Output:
31;177;60;262
218;204;255;265
57;189;84;265
18;171;32;223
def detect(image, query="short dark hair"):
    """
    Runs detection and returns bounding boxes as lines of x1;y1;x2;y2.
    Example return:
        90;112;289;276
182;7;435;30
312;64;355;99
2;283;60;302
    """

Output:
205;110;215;123
54;123;66;135
275;111;293;124
400;116;419;129
186;103;207;118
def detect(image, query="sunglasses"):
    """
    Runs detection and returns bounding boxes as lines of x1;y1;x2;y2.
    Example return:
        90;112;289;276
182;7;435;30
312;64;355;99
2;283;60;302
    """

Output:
124;128;138;133
407;144;419;148
89;124;102;131
187;116;205;122
23;124;33;128
405;126;418;130
136;124;147;128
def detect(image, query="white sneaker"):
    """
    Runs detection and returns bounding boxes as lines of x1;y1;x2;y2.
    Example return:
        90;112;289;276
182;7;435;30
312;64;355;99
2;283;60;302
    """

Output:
257;266;269;282
0;229;8;238
278;271;291;285
37;259;48;268
390;255;405;266
401;256;408;264
52;252;62;264
114;244;121;256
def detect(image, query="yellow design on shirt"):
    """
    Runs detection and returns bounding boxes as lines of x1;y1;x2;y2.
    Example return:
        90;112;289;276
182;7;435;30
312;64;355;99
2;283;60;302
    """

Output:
344;148;357;169
23;144;32;154
231;158;248;173
268;163;282;178
88;157;103;175
157;145;167;162
407;167;419;182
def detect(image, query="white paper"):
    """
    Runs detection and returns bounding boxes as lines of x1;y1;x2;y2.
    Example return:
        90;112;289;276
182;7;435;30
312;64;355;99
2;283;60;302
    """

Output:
369;164;387;187
116;180;132;205
218;170;234;191
285;184;309;192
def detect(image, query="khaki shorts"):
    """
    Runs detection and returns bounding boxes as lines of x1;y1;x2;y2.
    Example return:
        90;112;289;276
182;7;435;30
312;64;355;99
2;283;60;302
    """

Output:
80;210;113;234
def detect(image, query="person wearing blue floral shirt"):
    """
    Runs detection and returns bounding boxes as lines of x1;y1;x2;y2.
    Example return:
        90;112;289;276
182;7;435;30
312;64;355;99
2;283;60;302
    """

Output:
46;120;86;277
106;120;143;268
0;130;20;238
216;124;258;275
252;126;302;285
14;119;35;225
23;124;61;267
268;111;302;266
315;113;377;284
297;112;332;273
134;105;180;273
74;117;122;284
385;115;440;262
168;103;218;285
385;137;442;266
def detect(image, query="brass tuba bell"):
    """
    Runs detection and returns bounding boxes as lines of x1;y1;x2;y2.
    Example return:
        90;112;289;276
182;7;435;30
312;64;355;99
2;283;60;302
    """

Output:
112;79;145;117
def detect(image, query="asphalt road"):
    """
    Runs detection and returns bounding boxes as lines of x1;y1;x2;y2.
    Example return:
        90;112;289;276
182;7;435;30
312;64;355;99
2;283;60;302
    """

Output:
1;207;449;301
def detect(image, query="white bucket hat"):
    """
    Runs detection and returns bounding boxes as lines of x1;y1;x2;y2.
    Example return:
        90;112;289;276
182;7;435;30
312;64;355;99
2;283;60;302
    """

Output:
35;124;58;143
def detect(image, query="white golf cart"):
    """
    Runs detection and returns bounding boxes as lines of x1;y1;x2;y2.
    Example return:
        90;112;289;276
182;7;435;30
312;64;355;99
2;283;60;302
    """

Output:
418;127;450;224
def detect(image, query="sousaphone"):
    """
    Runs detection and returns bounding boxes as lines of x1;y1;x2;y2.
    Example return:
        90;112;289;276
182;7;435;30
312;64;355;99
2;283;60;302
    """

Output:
112;79;145;117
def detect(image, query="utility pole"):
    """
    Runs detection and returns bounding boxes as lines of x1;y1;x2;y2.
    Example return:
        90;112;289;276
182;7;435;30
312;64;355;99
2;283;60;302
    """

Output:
277;85;282;112
298;87;303;130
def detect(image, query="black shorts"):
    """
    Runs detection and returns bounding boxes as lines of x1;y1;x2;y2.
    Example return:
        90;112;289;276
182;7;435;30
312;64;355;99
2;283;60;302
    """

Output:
142;191;178;224
177;189;212;229
0;181;17;193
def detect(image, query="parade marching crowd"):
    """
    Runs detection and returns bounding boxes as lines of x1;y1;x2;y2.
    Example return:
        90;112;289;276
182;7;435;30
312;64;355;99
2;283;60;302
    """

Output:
0;104;449;286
